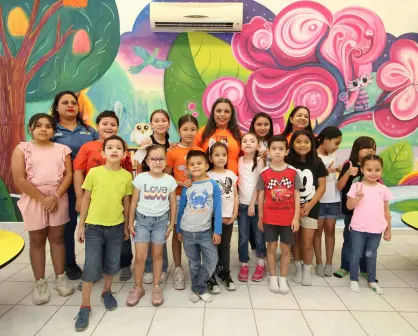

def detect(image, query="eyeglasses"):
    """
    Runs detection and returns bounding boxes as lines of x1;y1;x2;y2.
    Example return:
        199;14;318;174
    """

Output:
148;157;166;163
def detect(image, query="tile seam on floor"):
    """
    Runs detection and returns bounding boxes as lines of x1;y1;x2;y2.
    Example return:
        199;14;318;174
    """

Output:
289;282;314;336
398;311;418;333
246;281;260;336
34;304;65;336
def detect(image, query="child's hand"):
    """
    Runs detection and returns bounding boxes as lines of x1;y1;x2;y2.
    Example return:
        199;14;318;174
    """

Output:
77;226;85;244
183;179;193;188
177;233;183;242
291;218;300;232
348;161;359;176
222;217;230;224
327;161;336;174
213;233;221;245
300;202;312;217
128;223;136;238
124;226;130;241
258;219;264;232
41;196;58;212
248;204;255;217
384;228;392;241
259;150;267;160
165;226;173;240
354;183;364;202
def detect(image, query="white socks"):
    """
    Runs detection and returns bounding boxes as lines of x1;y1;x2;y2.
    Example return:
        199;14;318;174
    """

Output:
279;277;290;295
257;258;265;266
269;276;280;294
302;264;312;286
293;261;303;284
350;281;360;293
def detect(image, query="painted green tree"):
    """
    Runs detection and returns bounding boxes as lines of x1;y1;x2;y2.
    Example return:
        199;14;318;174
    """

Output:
0;0;120;193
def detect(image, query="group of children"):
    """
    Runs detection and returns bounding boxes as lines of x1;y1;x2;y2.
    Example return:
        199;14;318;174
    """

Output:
11;104;392;332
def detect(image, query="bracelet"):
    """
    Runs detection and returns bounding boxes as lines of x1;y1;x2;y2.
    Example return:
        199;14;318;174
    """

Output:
53;193;61;201
168;225;174;230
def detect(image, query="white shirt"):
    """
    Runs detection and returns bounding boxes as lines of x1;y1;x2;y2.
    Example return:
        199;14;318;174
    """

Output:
207;170;238;217
318;154;341;203
238;156;264;205
132;172;177;216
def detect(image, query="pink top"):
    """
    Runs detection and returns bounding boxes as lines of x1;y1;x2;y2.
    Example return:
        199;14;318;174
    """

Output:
18;142;72;186
347;182;392;234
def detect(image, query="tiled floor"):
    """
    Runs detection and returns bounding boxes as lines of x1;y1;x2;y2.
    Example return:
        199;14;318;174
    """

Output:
1;222;418;335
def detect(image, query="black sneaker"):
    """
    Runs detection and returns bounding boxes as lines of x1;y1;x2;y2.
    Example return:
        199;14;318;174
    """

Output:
207;275;220;294
220;272;237;291
66;263;82;280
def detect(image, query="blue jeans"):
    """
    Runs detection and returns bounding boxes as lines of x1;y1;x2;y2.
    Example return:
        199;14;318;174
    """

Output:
182;229;218;295
350;230;381;282
341;214;366;273
145;244;168;273
238;204;266;262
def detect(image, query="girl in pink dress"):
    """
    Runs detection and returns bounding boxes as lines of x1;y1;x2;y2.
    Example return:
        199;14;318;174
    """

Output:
11;113;75;305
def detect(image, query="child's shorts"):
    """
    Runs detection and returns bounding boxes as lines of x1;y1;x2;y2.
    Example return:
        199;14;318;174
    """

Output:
82;223;125;282
300;217;318;229
18;185;69;232
318;202;341;219
263;224;295;245
133;211;169;244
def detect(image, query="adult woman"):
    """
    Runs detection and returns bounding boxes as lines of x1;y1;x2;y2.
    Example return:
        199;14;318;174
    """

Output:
194;98;242;174
51;90;98;280
281;106;314;143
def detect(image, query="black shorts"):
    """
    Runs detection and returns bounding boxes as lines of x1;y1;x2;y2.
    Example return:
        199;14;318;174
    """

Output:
263;224;295;245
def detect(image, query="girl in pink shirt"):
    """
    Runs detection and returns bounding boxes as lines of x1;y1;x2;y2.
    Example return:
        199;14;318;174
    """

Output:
347;155;392;295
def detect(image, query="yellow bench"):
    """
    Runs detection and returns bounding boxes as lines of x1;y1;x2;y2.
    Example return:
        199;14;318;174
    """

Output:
401;211;418;231
0;230;25;269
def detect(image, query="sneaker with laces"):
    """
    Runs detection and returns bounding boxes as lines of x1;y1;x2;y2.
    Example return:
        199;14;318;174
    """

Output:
55;273;75;297
173;266;185;290
207;275;221;294
220;272;237;291
33;278;50;305
101;291;118;311
151;286;164;306
74;307;91;332
238;265;249;282
126;285;145;306
251;264;267;282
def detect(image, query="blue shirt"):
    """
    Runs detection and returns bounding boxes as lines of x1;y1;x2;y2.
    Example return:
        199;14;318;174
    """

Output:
176;179;222;234
52;123;99;160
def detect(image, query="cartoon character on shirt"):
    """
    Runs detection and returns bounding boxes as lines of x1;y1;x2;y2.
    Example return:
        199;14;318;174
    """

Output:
217;177;233;200
297;168;315;204
268;177;293;202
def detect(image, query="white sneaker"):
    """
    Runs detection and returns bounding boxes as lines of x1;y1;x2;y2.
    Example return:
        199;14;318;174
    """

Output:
189;291;200;303
55;273;74;297
369;282;383;295
350;281;360;293
160;272;168;283
33;278;50;305
199;292;213;303
173;267;185;290
143;273;153;284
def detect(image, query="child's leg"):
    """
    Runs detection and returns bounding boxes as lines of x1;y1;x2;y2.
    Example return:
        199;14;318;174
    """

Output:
292;230;303;284
29;228;48;280
152;243;164;286
249;222;256;250
301;226;316;286
48;225;66;276
252;206;266;260
266;242;278;276
81;281;94;307
337;214;352;275
364;233;381;285
314;218;325;265
172;225;182;267
133;242;149;287
218;223;234;274
324;218;337;266
238;204;250;264
199;230;219;301
349;230;367;293
279;243;291;294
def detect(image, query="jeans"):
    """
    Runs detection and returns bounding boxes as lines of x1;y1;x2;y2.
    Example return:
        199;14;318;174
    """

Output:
238;204;266;262
145;244;168;273
350;230;381;282
182;229;218;295
217;223;234;274
341;214;367;273
64;184;78;265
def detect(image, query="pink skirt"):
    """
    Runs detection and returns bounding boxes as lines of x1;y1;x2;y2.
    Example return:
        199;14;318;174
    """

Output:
18;184;69;232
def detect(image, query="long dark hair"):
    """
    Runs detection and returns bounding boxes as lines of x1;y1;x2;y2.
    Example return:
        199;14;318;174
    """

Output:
50;90;89;129
141;144;166;172
150;109;170;141
281;106;313;139
207;141;228;171
249;112;274;142
348;136;376;164
242;132;259;172
316;126;342;148
178;114;198;142
200;98;241;146
287;130;319;166
28;113;57;138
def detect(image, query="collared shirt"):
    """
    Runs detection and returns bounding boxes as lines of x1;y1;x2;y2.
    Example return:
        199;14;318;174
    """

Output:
52;123;99;160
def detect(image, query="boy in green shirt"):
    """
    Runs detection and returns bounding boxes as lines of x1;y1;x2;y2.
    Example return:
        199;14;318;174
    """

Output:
75;135;133;332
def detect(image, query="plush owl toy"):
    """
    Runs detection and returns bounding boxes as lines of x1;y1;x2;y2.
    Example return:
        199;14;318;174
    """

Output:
130;122;153;145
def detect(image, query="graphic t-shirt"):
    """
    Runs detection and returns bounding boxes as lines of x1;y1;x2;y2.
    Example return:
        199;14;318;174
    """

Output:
74;140;133;175
194;127;241;175
347;182;392;233
207;170;238;217
256;165;302;226
132;172;177;217
338;161;363;216
177;179;222;234
82;166;133;226
290;159;328;219
166;145;202;195
318;154;341;203
238;156;264;205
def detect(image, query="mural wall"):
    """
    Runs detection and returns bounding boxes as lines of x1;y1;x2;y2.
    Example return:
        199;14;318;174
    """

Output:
0;0;417;227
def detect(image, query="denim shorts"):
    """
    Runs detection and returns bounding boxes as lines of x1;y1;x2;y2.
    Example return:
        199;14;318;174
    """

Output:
82;223;125;282
133;211;169;244
318;202;341;219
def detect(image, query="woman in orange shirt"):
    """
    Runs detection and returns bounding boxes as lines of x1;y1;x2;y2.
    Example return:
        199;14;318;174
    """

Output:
194;98;242;174
282;106;315;142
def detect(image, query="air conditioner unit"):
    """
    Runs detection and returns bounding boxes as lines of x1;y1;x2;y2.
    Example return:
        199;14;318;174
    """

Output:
150;2;243;33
